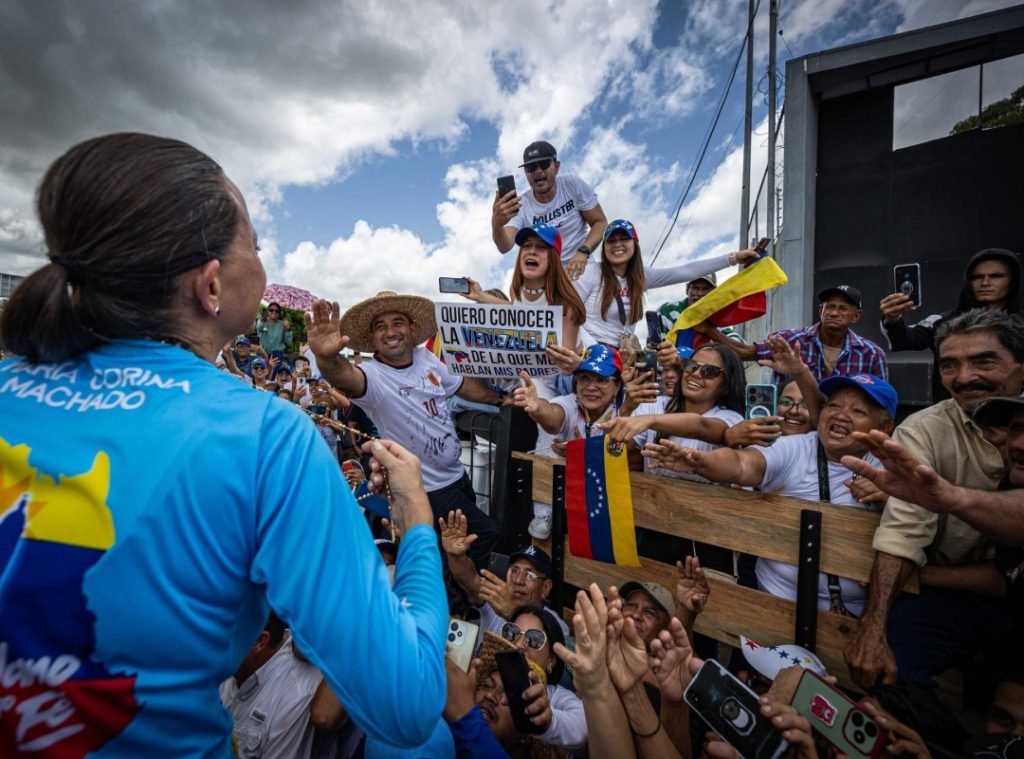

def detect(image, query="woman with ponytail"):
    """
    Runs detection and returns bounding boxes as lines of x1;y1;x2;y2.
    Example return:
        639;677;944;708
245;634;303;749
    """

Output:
0;134;446;754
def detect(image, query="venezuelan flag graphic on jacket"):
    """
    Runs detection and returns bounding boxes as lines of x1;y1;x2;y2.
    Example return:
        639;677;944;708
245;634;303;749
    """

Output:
565;435;639;566
0;436;139;756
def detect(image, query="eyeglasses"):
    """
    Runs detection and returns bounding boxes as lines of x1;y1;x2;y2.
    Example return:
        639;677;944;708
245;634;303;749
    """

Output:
576;373;615;386
524;159;552;173
508;565;543;582
267;308;280;313
501;622;548;650
681;359;724;380
778;396;808;411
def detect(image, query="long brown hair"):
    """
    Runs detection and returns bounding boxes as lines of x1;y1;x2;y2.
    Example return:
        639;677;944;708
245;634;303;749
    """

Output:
599;239;647;325
510;244;586;326
1;132;240;363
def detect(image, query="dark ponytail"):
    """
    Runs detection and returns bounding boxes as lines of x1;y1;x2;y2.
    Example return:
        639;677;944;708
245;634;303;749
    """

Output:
1;132;241;363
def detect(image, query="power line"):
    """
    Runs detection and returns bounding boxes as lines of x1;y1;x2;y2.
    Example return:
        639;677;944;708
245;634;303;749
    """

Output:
649;0;762;264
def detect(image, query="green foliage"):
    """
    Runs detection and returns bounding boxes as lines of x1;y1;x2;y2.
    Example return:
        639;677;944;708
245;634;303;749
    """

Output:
950;83;1024;135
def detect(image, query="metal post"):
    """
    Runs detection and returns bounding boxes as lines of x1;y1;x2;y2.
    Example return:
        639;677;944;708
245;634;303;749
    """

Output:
767;0;778;250
739;0;755;249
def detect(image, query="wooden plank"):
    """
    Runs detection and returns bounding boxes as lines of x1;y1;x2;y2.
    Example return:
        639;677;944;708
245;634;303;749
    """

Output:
513;452;918;591
562;549;863;691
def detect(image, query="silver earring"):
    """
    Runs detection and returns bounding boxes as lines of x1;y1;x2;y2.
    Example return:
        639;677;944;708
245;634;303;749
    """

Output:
214;306;221;317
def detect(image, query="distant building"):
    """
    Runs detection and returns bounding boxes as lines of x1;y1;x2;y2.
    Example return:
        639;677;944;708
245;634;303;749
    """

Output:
0;272;24;300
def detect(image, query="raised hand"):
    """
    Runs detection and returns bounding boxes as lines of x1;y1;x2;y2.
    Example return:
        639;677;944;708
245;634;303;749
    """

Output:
606;591;651;694
648;617;702;702
438;509;478;556
656;340;682;370
675;556;710;614
522;670;553;731
492;189;521;227
553;584;610;694
360;439;428;534
460;276;485;303
734;247;761;265
879;292;917;325
478;569;516;619
599;415;652;445
758;336;807;377
546;344;582;375
723;417;783;447
621;370;658;416
305;300;350;359
512;372;540;414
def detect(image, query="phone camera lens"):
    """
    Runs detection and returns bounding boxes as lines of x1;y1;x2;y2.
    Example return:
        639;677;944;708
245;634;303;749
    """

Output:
851;712;864;727
448;632;456;642
450;621;459;630
865;722;878;737
721;699;740;721
854;730;865;744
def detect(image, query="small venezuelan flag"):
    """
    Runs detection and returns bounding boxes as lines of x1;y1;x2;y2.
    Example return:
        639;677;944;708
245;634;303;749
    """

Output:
565;435;640;566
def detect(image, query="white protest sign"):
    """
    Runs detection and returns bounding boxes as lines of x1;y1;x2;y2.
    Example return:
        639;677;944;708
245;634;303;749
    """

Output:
434;302;563;379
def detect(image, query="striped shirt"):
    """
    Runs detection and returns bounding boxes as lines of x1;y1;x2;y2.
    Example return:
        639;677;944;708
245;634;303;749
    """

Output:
753;322;888;387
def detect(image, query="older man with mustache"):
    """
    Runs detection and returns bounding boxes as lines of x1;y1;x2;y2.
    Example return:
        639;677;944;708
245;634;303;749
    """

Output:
845;309;1024;692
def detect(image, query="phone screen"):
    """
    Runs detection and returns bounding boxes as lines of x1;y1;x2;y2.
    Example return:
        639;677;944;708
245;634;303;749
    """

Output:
497;174;517;198
645;311;663;346
439;277;471;294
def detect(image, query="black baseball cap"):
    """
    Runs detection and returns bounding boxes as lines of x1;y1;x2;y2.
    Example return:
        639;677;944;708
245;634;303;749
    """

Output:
509;544;552;577
972;395;1024;427
519;141;557;167
817;285;862;308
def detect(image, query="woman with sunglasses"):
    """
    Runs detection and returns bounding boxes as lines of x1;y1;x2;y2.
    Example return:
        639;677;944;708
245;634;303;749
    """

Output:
502;606;587;752
256;301;293;357
601;344;746;482
572;219;759;349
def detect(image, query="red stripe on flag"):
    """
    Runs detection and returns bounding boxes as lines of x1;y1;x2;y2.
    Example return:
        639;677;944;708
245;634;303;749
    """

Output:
565;439;593;560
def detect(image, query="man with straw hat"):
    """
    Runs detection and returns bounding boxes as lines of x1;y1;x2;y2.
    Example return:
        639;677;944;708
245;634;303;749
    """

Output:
307;292;503;566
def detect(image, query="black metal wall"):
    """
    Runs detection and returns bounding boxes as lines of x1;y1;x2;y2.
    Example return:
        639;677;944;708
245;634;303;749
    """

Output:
811;88;1024;404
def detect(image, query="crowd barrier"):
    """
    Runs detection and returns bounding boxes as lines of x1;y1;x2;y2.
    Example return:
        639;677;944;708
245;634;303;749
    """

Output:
504;452;967;713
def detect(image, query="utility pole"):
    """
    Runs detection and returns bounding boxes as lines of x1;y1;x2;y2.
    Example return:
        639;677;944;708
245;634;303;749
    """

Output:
767;0;778;256
739;0;755;250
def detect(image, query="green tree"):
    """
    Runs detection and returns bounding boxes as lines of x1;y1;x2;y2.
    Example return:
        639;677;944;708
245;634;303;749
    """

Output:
951;83;1024;134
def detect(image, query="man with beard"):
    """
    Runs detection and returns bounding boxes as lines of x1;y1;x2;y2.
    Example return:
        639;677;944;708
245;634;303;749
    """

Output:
844;310;1024;691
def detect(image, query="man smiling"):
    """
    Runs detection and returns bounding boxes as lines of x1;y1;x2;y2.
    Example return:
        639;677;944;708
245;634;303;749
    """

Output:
491;141;607;279
845;309;1024;691
306;292;504;567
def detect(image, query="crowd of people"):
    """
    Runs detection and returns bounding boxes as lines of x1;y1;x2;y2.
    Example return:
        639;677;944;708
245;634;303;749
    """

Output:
1;132;1022;758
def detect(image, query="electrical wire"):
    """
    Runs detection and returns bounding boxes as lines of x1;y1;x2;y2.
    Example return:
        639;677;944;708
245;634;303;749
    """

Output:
649;0;762;264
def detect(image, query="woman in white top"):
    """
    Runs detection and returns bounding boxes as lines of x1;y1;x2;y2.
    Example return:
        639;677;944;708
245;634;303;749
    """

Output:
463;221;585;352
574;218;759;347
601;343;746;483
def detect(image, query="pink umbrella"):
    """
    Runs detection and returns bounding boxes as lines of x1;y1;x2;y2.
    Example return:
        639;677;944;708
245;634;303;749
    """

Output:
262;283;318;312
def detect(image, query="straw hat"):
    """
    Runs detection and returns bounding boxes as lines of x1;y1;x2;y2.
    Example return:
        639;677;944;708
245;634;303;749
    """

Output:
338;291;437;353
475;631;548;690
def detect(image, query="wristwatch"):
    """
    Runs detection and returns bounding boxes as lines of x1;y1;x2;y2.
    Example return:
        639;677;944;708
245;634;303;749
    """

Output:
576;245;591;257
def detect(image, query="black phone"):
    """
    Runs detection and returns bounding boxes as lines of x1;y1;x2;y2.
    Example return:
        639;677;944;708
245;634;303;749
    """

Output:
893;263;922;308
684;659;788;759
439;277;471;294
634;350;658;384
497;174;517;198
495;650;545;735
308;404;327;415
754;236;771;253
645;311;663;347
486;552;510;580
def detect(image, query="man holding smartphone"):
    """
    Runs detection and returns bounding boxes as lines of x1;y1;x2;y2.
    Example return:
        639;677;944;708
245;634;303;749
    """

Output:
491;141;607;279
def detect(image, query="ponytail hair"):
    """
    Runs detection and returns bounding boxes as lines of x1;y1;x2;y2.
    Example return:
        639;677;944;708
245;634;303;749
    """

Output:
1;132;241;363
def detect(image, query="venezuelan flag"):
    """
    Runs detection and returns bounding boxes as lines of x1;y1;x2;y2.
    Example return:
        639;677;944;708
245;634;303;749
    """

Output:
565;435;639;566
666;253;788;346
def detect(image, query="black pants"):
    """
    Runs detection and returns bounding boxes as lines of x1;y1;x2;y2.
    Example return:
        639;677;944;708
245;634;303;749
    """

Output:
428;473;498;570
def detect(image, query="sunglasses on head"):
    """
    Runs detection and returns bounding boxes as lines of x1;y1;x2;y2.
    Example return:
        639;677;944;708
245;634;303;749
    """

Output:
681;358;724;380
524;159;552;173
501;622;547;650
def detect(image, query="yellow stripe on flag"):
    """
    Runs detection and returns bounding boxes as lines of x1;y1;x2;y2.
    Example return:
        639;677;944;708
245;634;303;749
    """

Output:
666;257;789;344
603;437;640;567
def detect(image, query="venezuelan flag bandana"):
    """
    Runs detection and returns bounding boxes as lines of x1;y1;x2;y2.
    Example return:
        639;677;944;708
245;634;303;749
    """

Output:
565;435;640;566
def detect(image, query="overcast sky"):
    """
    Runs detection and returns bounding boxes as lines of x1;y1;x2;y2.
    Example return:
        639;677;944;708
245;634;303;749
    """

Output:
0;0;1018;310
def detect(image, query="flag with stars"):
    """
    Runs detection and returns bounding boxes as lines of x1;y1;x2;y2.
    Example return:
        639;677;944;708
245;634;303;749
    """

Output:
565;434;639;566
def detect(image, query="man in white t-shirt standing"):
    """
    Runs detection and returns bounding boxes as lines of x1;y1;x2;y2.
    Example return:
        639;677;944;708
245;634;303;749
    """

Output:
307;291;504;567
492;140;607;279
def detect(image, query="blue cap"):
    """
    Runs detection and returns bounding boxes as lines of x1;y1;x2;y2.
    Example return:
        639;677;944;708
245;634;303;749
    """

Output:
603;218;638;242
235;336;250;346
515;222;562;255
575;344;623;377
252;357;268;368
819;374;898;417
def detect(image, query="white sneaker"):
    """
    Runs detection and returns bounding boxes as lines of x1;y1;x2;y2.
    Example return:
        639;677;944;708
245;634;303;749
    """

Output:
528;513;552;540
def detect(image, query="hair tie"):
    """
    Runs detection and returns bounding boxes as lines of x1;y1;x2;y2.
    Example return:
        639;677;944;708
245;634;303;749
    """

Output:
49;253;83;284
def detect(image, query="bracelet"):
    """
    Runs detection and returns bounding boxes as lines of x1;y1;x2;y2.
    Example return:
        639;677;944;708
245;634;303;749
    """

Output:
631;715;661;739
